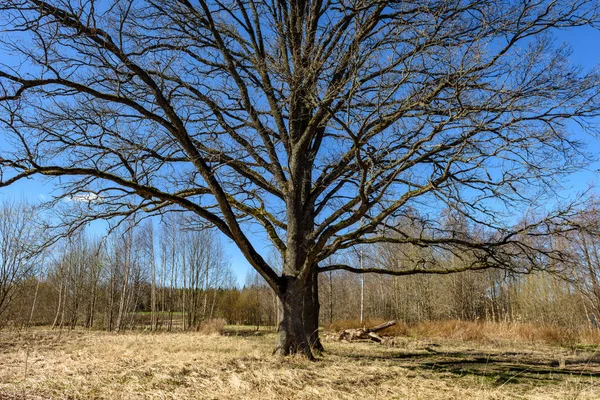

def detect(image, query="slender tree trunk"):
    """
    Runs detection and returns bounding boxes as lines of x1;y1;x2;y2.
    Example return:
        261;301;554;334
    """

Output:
70;295;79;330
328;271;334;326
182;257;187;331
150;248;156;332
210;289;217;320
116;259;130;333
87;280;97;330
52;281;63;330
202;258;209;320
27;276;41;328
159;250;167;331
255;285;261;331
86;260;99;329
127;278;141;330
58;286;66;330
168;238;175;332
107;271;115;331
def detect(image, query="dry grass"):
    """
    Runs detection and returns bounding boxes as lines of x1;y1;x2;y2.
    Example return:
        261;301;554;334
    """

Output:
1;326;600;399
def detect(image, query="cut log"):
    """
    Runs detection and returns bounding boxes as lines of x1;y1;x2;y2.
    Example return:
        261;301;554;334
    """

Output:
367;332;383;343
365;320;396;333
337;320;396;343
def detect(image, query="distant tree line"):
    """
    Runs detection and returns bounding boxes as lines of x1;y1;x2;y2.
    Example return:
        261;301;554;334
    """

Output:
320;205;600;329
1;198;600;331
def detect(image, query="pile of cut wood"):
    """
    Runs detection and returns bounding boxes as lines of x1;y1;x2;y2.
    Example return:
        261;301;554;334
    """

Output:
337;320;396;343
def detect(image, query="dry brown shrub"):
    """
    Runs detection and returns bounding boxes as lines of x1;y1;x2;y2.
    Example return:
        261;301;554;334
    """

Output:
196;318;226;335
581;328;600;345
486;322;580;346
532;325;579;346
405;320;599;347
380;322;409;336
412;320;487;341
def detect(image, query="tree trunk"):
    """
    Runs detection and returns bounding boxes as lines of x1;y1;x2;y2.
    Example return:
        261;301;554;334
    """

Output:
275;269;323;359
116;259;130;333
275;276;315;359
52;281;63;330
27;276;40;328
303;269;323;353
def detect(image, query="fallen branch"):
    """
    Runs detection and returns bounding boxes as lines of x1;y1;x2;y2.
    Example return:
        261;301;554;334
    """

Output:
338;320;397;343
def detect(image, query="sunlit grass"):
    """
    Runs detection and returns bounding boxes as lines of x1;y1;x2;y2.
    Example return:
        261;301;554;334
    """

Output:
1;327;599;399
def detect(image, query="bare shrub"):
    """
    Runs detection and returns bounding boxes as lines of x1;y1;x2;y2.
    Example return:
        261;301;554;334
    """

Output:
412;321;487;342
196;319;226;335
379;323;409;337
410;321;597;347
530;326;579;347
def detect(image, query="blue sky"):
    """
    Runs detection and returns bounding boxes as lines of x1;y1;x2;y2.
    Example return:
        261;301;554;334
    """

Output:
1;26;600;286
551;26;600;192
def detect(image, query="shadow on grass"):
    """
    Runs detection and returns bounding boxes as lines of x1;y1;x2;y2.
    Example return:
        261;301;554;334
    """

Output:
330;346;600;386
222;326;276;337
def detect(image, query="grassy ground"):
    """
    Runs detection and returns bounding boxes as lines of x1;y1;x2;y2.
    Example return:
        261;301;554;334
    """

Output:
1;326;600;399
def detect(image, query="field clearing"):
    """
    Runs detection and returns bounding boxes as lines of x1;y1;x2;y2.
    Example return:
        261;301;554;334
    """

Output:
1;327;600;399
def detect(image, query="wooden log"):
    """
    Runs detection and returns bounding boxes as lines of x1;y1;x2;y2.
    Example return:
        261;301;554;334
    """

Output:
337;320;396;343
365;320;396;333
367;332;383;343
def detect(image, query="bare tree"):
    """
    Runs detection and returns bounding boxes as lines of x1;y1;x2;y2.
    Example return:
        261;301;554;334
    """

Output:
47;231;103;330
182;225;216;328
99;221;145;331
159;214;181;331
1;0;600;357
0;199;43;324
138;220;157;330
563;199;600;324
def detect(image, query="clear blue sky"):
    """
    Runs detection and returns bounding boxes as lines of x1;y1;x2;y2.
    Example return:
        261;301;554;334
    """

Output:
1;27;599;286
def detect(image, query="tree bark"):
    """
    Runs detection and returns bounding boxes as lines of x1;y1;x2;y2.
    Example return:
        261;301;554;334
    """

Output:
303;269;323;353
275;268;323;358
275;276;315;359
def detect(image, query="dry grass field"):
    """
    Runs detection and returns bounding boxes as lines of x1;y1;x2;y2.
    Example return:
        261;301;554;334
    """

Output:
1;325;600;399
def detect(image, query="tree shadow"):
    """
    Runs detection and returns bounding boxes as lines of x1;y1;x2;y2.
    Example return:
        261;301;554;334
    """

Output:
222;327;275;337
330;345;600;385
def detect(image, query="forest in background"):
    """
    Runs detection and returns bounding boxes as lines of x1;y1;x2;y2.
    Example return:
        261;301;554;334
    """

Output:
2;197;600;333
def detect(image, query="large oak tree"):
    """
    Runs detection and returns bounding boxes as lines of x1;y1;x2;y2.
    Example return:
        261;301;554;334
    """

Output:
1;0;600;357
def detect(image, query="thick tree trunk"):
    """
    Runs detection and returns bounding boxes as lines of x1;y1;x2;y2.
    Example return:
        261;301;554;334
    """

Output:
278;175;320;357
275;269;323;359
275;276;315;359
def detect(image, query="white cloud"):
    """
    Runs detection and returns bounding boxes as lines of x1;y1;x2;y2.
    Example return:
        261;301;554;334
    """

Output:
65;192;101;203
